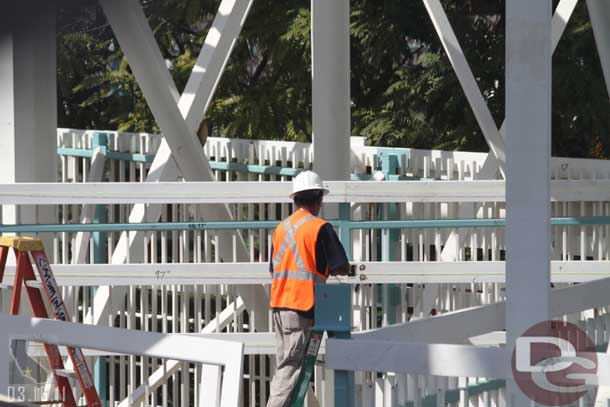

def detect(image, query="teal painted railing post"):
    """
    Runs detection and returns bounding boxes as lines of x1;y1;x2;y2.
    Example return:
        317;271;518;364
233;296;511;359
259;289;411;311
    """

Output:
92;132;108;407
335;203;354;406
379;152;402;324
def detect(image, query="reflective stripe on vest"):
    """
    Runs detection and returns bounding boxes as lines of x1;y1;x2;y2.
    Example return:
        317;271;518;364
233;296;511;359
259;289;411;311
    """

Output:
272;214;315;272
272;269;326;284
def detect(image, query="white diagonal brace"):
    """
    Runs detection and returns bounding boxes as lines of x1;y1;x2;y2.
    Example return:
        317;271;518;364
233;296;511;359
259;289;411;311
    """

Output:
355;275;610;343
100;0;207;180
476;0;580;180
587;0;610;99
440;0;579;261
423;0;506;177
72;147;107;265
97;2;266;405
62;147;107;319
93;0;267;336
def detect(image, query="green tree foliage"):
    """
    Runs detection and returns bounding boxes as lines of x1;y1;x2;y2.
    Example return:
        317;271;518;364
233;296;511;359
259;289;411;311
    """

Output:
57;0;610;158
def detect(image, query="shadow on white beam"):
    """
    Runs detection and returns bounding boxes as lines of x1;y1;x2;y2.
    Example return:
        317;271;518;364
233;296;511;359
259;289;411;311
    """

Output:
2;180;610;204
356;275;610;343
2;261;609;286
326;338;610;385
327;340;507;378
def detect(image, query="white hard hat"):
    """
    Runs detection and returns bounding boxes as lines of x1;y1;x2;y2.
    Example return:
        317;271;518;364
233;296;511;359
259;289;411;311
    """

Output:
290;170;330;198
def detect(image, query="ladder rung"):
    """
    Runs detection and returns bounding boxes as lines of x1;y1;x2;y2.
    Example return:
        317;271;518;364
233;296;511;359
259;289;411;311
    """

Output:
24;280;44;289
54;369;77;378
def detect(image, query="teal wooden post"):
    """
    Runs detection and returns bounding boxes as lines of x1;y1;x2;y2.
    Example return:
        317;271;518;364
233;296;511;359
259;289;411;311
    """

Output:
334;203;354;406
379;152;404;324
92;132;108;407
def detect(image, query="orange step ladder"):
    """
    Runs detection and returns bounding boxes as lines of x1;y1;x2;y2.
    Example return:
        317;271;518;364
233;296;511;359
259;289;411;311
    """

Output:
0;236;102;407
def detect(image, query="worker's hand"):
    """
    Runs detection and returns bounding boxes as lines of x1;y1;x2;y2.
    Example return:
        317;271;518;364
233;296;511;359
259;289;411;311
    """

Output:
329;263;350;276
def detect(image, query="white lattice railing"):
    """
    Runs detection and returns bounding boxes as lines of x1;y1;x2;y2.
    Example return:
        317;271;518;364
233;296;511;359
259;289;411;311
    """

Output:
2;129;610;406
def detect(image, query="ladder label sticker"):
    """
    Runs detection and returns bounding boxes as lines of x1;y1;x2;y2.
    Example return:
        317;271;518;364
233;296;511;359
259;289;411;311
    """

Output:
306;333;322;356
71;349;94;389
35;255;67;322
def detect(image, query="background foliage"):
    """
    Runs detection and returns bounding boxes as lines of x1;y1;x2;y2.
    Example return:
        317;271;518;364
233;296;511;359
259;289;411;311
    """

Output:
57;0;610;158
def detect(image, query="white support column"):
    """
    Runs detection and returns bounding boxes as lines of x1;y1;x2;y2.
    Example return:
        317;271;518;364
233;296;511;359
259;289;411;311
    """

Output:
505;0;552;404
311;0;350;187
587;0;610;98
0;1;57;247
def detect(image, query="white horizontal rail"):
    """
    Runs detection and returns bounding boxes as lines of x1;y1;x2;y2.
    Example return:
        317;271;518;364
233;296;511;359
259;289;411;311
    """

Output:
326;339;610;383
326;341;507;378
27;333;283;356
0;315;244;407
2;261;609;285
1;180;610;204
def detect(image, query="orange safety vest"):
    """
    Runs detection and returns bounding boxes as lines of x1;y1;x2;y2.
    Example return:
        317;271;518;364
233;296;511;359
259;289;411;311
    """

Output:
270;209;328;311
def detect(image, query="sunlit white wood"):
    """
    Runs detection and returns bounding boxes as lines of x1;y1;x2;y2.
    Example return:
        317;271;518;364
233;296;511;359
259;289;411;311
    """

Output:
6;179;610;204
4;261;610;286
356;275;610;343
477;0;579;180
505;0;552;403
422;0;505;177
0;314;244;407
115;298;246;407
326;340;507;378
445;0;580;264
200;365;222;407
94;10;269;389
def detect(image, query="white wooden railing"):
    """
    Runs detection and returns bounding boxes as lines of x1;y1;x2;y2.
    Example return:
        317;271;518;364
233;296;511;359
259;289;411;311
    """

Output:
3;129;610;406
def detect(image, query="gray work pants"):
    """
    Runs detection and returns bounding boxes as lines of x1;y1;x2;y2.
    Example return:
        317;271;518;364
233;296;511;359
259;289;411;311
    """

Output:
266;310;314;407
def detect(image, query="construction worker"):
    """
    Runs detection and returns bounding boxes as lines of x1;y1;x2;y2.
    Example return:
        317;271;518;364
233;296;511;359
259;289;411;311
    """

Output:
267;170;350;407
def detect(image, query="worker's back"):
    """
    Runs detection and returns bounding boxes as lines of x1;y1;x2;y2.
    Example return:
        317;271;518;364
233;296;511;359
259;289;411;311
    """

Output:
270;209;328;312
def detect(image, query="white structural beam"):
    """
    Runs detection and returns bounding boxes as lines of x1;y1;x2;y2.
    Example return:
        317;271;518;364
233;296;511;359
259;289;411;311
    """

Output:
0;1;57;251
327;338;610;386
587;0;610;98
327;341;507;378
506;0;552;401
4;179;610;204
4;261;610;286
99;0;215;181
505;0;553;362
0;315;244;407
95;0;267;342
439;0;579;260
311;0;350;184
423;0;506;177
88;3;265;404
355;275;610;344
116;298;246;407
27;332;280;356
97;0;256;259
477;0;579;180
